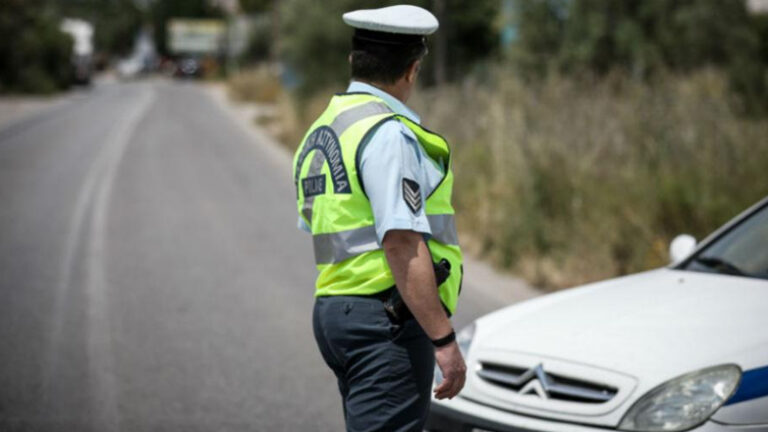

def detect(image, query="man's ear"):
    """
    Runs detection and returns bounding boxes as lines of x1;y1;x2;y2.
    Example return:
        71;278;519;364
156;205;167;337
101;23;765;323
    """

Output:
348;53;353;64
405;60;421;83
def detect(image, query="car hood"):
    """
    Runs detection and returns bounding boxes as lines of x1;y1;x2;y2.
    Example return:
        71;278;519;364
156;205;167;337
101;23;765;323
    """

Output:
476;268;768;384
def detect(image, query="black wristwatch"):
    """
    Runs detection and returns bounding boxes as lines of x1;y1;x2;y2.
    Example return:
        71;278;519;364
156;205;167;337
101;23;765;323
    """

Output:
431;330;456;348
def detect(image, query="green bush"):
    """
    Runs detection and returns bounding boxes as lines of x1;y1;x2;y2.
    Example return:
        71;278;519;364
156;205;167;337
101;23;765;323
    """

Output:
278;0;499;95
55;0;144;58
0;0;73;94
510;0;768;114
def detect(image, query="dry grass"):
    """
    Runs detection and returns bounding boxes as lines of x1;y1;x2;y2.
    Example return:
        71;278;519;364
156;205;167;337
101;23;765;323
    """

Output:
227;66;283;104
230;67;768;290
226;65;333;151
410;69;768;289
274;89;335;151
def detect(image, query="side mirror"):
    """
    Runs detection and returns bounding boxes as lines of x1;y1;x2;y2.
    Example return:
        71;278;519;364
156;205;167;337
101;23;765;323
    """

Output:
669;234;697;263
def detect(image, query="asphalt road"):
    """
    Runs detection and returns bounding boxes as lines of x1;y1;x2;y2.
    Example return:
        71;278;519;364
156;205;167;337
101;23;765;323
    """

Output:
0;79;524;431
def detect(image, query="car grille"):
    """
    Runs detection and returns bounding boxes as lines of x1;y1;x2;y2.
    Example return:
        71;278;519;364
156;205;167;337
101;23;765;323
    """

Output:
477;362;618;404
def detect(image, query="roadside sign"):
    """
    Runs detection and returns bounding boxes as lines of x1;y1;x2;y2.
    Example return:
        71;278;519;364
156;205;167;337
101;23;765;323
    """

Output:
168;19;226;55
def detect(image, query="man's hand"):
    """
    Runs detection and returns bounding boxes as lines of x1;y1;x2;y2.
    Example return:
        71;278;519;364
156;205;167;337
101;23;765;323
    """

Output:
383;229;466;398
433;341;467;400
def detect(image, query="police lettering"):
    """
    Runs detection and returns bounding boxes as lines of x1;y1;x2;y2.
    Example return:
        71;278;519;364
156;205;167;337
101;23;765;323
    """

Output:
298;126;352;194
302;175;326;198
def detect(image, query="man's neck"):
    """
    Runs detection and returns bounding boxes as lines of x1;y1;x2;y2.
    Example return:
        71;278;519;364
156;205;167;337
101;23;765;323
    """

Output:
357;80;408;103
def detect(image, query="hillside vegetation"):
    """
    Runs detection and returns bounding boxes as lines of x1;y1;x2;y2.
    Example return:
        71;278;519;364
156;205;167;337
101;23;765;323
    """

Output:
228;0;768;290
411;70;768;288
229;66;768;289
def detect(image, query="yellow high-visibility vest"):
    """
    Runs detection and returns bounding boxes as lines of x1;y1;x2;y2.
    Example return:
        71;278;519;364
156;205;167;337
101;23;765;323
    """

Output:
293;92;463;314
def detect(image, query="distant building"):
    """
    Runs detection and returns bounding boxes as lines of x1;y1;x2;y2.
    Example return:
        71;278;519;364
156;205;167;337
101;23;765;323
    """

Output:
60;18;94;57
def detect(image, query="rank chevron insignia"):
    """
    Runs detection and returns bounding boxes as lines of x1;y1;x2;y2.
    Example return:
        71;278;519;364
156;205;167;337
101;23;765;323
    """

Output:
402;178;422;214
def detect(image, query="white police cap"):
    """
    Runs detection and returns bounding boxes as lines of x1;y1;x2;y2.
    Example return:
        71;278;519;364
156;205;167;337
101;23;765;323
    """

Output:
343;5;439;36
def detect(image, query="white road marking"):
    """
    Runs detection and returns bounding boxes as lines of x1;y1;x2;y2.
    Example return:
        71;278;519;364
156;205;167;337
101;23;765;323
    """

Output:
44;84;155;430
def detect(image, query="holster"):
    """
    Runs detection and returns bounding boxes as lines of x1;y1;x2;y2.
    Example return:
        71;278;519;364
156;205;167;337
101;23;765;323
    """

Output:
383;258;452;324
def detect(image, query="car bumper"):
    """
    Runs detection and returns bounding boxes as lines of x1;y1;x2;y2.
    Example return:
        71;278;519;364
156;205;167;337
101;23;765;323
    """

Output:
427;396;768;432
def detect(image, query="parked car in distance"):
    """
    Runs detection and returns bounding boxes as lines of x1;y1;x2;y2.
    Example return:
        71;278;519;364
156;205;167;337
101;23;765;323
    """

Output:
174;57;203;79
116;57;143;79
429;196;768;432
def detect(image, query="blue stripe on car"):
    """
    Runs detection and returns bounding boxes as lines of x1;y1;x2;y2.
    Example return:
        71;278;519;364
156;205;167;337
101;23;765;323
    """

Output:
725;365;768;405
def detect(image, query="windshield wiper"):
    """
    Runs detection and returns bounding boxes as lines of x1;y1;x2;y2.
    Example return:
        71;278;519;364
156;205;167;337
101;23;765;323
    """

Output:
693;256;749;276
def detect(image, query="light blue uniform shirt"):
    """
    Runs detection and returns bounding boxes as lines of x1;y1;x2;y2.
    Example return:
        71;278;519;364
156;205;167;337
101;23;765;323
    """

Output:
298;81;445;244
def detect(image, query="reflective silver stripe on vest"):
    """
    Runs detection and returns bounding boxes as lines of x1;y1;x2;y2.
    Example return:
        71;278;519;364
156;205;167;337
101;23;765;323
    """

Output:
313;214;458;265
427;214;459;246
301;101;393;225
314;225;380;265
329;101;392;136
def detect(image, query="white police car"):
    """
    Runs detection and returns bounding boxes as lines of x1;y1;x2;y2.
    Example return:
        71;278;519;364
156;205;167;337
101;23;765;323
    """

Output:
428;196;768;432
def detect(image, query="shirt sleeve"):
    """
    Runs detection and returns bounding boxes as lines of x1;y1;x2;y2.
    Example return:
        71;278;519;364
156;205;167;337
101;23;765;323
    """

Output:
297;216;311;233
360;120;432;244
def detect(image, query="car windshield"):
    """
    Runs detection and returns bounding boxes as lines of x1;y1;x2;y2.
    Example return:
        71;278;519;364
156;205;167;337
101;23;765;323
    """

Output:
681;203;768;280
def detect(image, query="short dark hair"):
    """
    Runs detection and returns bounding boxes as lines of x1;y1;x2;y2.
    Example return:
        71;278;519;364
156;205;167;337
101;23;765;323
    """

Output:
350;35;427;85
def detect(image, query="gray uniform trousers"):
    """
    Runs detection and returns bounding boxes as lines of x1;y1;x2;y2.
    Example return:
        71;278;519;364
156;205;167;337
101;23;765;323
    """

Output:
312;295;435;432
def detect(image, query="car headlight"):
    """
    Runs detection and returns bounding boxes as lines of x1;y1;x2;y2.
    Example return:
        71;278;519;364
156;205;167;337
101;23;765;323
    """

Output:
457;321;476;357
434;322;476;386
619;364;741;431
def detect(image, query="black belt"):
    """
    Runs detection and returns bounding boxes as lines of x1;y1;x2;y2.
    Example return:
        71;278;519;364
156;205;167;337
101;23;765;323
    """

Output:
369;286;397;302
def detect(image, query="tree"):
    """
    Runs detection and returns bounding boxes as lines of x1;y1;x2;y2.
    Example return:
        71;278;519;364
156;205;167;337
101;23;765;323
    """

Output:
438;0;499;81
511;0;768;112
0;0;73;93
278;0;499;94
513;0;765;74
507;0;567;78
55;0;145;57
239;0;272;13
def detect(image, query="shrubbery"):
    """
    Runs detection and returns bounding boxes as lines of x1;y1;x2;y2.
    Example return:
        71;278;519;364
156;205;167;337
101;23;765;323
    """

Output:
511;0;768;114
410;70;768;288
232;0;768;289
0;0;73;94
279;0;499;95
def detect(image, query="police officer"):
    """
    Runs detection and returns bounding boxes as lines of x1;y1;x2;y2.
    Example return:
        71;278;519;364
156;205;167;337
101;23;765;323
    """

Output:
293;5;466;431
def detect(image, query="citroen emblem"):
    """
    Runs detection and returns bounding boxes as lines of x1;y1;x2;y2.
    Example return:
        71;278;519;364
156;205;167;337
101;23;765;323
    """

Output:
519;364;550;399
